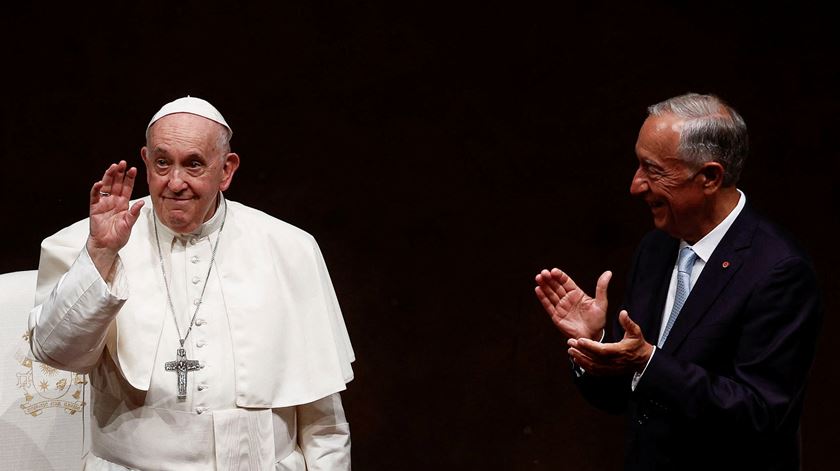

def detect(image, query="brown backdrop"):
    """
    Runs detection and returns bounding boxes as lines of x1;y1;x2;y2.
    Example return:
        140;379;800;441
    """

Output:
2;2;837;470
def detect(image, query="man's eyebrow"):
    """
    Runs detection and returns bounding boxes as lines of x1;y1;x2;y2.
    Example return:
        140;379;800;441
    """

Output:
152;147;207;160
645;158;665;168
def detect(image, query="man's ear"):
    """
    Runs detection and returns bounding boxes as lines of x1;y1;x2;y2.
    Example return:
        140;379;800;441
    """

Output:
140;146;152;182
219;152;240;192
699;162;725;193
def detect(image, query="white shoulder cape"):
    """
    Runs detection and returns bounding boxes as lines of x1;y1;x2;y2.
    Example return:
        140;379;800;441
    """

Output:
34;197;354;407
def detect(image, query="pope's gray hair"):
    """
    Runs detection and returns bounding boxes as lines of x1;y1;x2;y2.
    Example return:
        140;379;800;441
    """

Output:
648;93;748;186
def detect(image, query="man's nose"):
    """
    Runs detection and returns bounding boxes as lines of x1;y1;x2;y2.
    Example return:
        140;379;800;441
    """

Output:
630;168;648;195
167;168;188;192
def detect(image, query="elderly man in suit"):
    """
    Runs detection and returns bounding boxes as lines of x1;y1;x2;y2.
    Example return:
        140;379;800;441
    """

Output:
535;93;822;471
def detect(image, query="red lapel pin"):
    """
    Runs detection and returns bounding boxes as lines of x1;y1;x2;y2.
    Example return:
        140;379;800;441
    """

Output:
722;261;730;268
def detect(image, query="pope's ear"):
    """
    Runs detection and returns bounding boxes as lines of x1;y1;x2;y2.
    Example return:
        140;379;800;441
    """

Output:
219;153;240;191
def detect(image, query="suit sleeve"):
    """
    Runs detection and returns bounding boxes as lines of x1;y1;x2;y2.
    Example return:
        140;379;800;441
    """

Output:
572;241;649;414
633;255;822;432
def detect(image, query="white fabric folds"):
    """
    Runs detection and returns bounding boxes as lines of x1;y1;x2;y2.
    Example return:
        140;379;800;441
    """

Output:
32;196;354;407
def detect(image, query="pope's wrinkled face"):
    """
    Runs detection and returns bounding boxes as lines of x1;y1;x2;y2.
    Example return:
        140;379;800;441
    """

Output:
141;113;239;234
630;114;707;242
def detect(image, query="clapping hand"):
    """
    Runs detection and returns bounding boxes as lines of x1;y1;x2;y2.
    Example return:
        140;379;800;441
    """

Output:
567;310;654;376
534;268;612;341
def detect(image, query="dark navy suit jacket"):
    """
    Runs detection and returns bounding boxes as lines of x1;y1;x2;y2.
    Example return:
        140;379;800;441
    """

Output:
576;204;822;471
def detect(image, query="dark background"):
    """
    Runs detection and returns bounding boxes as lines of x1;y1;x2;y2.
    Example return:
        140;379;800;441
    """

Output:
2;1;837;469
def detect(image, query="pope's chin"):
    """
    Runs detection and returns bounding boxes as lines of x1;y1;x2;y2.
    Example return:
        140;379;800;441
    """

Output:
157;207;197;233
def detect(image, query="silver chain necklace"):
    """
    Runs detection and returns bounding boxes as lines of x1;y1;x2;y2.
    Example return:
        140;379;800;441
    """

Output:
153;197;227;399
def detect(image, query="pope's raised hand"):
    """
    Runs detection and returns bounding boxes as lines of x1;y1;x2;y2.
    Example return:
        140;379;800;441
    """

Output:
535;268;611;341
86;161;145;276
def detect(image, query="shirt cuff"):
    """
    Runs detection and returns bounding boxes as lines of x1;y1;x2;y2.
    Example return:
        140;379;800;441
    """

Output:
570;330;606;377
631;346;656;391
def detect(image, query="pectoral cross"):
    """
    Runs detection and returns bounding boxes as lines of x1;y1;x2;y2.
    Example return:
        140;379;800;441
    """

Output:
165;347;203;399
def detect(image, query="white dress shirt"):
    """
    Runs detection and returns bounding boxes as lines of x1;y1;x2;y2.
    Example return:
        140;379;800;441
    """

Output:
631;190;746;390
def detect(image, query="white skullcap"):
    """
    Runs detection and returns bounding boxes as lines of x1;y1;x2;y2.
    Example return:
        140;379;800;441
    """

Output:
147;96;232;136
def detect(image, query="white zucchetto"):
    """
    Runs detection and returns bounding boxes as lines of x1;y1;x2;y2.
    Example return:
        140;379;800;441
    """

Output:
147;96;232;136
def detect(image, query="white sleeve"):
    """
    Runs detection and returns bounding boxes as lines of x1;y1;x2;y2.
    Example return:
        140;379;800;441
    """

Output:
297;392;351;470
28;246;128;373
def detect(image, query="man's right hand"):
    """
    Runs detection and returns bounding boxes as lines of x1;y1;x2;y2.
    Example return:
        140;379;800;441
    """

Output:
86;161;145;277
534;268;611;341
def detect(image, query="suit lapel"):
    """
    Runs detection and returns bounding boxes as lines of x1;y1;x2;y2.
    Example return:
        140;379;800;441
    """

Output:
659;205;758;354
631;234;678;344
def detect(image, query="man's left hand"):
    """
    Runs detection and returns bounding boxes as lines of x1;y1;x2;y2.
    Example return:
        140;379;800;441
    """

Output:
567;310;653;376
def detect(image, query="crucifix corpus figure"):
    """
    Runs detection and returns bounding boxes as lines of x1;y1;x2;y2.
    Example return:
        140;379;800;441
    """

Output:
165;347;203;399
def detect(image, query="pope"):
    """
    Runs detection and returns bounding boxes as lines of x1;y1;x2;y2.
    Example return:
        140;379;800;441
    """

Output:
29;96;355;470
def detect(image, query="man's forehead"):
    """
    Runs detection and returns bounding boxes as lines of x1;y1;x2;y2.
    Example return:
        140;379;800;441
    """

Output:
636;116;683;162
646;114;685;134
148;139;213;157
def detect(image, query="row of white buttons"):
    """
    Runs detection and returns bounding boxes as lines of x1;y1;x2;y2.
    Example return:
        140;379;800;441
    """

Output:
188;237;209;417
187;237;208;417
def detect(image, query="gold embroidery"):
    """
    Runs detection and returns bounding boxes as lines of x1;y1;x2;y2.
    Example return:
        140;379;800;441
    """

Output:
14;330;86;417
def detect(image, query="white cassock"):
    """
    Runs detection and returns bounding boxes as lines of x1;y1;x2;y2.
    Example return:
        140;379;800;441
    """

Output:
28;196;355;470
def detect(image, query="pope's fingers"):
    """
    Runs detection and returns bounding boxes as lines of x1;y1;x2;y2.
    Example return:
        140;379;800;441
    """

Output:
99;163;119;192
120;166;138;198
125;200;146;227
110;161;129;197
90;181;106;204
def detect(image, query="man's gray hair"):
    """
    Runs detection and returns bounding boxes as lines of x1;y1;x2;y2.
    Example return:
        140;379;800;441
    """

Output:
648;93;748;186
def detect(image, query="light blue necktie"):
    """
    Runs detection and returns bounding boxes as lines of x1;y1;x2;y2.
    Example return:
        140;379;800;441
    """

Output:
658;246;697;348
